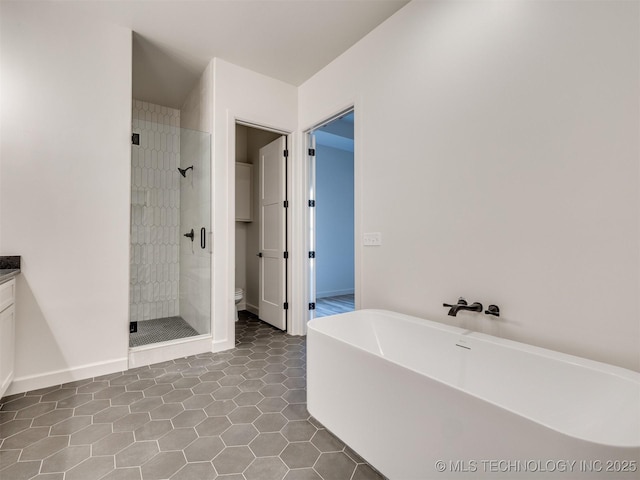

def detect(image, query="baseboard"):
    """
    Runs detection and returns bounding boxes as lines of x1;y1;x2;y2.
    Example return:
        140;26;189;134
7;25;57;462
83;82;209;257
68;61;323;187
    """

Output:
212;337;235;353
316;288;355;299
6;357;129;396
245;303;259;316
0;372;14;399
129;335;213;369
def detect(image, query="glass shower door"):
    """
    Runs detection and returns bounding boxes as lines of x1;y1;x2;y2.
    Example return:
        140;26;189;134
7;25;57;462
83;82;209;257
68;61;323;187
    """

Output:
129;100;211;348
178;127;211;339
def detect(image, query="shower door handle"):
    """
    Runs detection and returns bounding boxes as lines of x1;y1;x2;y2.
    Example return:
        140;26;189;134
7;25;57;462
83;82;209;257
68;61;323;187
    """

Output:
200;228;206;249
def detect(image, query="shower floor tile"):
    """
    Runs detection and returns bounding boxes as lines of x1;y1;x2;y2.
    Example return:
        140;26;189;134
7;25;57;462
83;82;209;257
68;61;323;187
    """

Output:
1;313;386;480
129;316;199;348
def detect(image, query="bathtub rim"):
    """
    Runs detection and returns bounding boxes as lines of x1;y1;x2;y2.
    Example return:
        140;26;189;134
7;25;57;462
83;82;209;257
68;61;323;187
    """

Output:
307;309;640;448
308;309;639;382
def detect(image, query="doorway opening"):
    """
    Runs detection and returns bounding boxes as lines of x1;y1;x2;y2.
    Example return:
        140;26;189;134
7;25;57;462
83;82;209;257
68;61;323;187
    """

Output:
308;109;355;319
235;123;289;331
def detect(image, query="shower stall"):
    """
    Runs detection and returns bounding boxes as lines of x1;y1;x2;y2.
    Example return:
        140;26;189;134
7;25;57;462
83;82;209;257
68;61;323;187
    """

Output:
129;100;211;349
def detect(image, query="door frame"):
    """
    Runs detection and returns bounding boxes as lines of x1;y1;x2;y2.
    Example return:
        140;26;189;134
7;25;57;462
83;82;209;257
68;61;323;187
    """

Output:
229;116;293;340
300;104;361;333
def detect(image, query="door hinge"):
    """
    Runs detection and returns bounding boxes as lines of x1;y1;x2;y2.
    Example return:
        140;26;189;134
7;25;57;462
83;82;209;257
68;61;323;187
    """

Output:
309;303;316;310
283;149;289;158
308;200;316;207
283;200;289;208
308;251;316;258
284;251;289;259
132;133;140;145
308;148;316;156
284;302;289;310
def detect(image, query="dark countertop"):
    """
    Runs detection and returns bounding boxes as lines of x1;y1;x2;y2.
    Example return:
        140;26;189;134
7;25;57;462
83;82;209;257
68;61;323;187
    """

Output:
0;256;20;284
0;269;20;284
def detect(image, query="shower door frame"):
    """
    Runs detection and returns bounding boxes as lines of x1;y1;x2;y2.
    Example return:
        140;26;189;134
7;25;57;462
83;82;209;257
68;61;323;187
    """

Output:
128;118;213;369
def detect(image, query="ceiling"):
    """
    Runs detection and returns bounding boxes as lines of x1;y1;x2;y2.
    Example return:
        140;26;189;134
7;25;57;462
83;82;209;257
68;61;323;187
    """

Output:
55;0;410;108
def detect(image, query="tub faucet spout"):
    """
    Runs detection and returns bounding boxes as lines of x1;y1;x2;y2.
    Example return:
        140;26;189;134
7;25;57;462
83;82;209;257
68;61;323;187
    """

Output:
443;297;483;317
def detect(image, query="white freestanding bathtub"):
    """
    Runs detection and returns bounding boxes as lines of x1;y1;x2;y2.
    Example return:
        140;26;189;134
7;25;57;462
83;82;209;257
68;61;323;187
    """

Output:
307;310;640;479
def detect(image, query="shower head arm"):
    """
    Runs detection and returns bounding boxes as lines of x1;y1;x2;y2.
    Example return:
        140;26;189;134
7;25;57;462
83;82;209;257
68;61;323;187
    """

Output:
178;166;194;177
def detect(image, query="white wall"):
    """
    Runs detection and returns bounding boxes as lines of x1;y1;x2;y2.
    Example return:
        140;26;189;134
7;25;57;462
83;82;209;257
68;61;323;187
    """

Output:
212;58;297;348
0;2;132;392
315;144;355;298
299;0;640;371
181;64;213;134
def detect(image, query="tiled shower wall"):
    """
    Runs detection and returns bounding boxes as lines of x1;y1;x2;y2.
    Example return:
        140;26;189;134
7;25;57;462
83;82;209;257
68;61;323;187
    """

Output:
130;100;181;323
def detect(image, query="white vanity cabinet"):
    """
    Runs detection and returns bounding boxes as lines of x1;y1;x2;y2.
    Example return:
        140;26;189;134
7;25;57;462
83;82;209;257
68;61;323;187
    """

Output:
0;278;16;398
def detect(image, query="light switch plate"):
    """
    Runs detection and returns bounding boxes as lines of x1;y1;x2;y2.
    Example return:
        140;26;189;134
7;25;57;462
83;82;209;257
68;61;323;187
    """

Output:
363;232;382;246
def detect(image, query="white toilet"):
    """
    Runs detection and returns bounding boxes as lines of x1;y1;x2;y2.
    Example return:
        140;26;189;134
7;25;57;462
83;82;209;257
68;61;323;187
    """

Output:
234;287;244;321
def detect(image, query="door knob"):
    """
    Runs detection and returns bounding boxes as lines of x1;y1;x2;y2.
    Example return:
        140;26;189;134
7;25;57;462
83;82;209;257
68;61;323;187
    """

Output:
257;252;263;257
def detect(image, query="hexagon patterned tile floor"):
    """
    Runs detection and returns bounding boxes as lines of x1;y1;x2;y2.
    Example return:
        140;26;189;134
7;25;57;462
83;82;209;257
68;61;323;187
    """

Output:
0;312;386;480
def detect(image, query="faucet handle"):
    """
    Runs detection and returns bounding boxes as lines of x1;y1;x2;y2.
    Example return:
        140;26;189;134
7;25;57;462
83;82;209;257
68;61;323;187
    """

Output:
485;305;500;317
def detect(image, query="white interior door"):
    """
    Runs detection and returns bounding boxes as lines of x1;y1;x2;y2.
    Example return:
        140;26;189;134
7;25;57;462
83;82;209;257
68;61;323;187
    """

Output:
259;136;287;330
